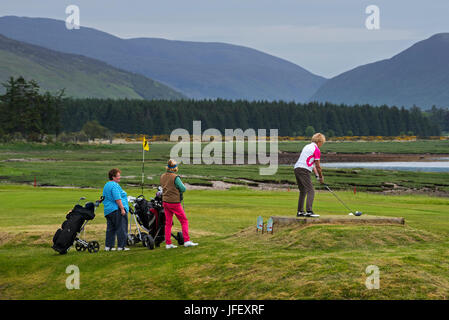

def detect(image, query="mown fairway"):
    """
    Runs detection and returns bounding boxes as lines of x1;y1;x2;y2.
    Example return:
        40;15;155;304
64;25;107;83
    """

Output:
1;185;449;299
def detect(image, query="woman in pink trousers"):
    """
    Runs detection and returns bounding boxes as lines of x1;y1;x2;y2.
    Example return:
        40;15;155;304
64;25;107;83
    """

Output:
160;159;198;249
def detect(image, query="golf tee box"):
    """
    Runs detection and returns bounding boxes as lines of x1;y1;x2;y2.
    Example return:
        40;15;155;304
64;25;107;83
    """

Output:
271;215;405;227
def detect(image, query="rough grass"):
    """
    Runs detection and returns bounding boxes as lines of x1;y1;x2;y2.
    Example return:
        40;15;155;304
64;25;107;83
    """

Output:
1;142;449;192
278;140;449;154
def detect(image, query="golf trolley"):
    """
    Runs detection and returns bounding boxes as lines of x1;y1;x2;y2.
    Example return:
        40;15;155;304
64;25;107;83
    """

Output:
127;187;184;250
52;196;104;255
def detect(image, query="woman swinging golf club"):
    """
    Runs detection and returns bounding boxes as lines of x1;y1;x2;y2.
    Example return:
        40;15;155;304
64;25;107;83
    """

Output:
160;159;198;249
294;133;326;217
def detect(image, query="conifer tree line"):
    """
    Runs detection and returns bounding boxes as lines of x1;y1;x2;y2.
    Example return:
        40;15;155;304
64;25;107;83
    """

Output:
60;98;441;137
427;106;449;133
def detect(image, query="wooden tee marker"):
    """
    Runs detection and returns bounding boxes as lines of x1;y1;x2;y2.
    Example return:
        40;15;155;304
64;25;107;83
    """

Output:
256;216;274;234
266;217;273;234
256;216;264;233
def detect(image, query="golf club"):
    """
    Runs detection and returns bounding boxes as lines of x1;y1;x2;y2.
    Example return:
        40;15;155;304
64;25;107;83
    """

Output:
324;184;362;216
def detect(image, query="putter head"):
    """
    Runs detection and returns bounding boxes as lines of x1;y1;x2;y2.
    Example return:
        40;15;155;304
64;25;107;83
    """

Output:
355;211;362;216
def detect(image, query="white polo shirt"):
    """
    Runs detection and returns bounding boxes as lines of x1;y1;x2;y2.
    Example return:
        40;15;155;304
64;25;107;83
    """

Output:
294;142;321;172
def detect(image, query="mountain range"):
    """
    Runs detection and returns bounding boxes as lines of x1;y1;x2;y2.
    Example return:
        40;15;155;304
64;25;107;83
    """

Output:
0;34;185;100
0;15;448;109
0;16;326;102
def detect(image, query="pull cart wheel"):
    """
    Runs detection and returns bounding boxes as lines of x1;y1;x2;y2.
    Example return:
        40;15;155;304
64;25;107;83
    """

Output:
88;241;100;253
75;243;83;252
127;234;136;246
177;232;184;245
145;235;155;250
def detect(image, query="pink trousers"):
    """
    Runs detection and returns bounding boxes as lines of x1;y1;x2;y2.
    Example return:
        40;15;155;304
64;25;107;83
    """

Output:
163;202;190;245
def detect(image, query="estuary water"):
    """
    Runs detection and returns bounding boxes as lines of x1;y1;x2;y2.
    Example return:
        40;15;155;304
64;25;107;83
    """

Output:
321;160;449;172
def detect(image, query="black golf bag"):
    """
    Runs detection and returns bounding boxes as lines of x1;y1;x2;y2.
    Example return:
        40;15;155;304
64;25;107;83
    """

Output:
128;187;184;249
52;199;101;254
135;196;165;241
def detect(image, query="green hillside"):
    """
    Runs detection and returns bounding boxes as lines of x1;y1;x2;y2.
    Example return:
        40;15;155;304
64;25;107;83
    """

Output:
0;34;185;100
310;34;449;109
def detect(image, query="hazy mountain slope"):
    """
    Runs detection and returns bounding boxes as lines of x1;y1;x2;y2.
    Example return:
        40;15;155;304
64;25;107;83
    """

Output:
0;33;185;100
310;33;449;109
0;16;326;101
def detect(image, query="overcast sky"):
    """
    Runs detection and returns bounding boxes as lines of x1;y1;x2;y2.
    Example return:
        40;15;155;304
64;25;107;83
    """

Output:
1;0;448;78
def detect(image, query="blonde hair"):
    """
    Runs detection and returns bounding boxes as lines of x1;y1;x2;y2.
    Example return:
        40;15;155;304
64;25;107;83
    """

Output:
166;159;179;173
311;133;326;144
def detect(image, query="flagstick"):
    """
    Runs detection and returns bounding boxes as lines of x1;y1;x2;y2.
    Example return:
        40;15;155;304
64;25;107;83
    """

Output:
141;140;145;196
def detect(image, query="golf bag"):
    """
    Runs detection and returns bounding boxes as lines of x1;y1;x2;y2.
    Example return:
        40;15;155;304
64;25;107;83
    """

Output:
127;187;184;249
52;198;102;254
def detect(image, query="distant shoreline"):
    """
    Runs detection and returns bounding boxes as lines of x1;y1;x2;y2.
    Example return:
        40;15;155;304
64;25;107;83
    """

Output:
279;152;449;164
